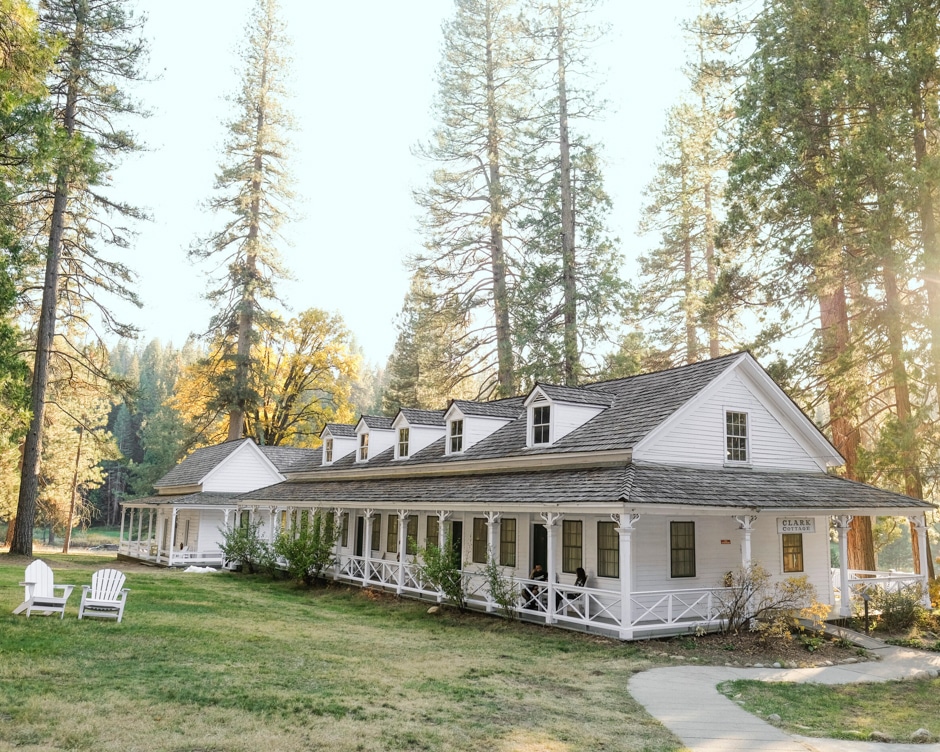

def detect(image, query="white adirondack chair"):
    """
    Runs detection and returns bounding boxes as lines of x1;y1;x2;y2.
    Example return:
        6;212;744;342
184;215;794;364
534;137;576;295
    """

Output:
78;568;129;622
13;560;75;618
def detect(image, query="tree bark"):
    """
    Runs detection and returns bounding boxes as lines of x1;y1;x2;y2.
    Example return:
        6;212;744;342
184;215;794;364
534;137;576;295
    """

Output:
10;10;84;556
556;1;578;386
484;0;513;397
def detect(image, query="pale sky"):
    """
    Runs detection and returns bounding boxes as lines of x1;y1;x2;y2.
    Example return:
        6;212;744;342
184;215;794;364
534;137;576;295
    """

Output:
109;0;694;367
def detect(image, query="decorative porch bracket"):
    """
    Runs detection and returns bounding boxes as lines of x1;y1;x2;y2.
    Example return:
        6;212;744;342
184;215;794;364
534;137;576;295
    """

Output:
614;512;640;640
832;515;854;617
540;513;563;625
907;514;932;607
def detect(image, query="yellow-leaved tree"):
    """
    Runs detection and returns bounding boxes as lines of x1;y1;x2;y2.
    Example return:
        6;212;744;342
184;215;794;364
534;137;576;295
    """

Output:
171;309;360;448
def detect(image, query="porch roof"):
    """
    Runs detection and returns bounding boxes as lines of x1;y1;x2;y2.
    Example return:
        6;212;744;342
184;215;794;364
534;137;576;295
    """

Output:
122;492;239;508
238;462;933;512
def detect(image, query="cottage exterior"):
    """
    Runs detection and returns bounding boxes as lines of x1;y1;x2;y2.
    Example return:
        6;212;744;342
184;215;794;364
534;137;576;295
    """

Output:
120;353;934;638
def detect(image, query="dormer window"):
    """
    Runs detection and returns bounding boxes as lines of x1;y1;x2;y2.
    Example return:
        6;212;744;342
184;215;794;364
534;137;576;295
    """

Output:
450;419;463;453
359;433;369;461
726;410;748;463
324;438;333;463
398;427;410;458
532;405;551;444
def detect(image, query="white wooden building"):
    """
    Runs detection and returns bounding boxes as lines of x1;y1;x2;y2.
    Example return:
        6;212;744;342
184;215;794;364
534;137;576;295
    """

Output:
120;353;934;638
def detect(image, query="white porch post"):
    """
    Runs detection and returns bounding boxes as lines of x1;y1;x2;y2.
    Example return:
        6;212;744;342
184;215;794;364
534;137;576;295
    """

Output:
147;510;154;556
833;515;853;617
734;515;757;568
333;508;345;581
540;512;562;625
397;510;409;594
119;507;127;551
908;514;932;607
484;512;502;613
436;511;451;603
615;512;640;640
363;510;375;586
168;508;179;566
136;510;144;552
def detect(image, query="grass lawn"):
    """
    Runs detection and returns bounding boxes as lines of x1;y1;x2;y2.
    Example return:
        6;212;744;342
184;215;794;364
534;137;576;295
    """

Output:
720;677;940;742
0;554;681;752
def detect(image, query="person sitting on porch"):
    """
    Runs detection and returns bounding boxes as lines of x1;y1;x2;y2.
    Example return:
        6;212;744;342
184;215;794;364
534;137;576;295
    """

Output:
574;567;587;587
524;564;548;608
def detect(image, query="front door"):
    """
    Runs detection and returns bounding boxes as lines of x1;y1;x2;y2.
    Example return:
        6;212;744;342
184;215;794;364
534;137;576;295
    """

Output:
532;524;547;575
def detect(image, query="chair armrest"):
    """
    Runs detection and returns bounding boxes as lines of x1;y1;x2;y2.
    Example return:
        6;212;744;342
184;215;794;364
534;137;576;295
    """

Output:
55;584;75;598
82;585;92;593
19;580;35;587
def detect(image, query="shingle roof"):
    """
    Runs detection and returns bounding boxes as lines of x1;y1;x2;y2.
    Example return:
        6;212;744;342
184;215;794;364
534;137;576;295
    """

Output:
449;397;525;419
122;492;240;507
359;415;394;430
240;462;932;512
260;446;319;472
625;463;933;511
533;383;615;406
398;408;446;426
322;423;356;438
155;441;247;488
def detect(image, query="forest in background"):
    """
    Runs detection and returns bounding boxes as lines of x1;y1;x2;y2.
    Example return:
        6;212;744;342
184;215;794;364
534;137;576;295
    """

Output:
1;0;939;571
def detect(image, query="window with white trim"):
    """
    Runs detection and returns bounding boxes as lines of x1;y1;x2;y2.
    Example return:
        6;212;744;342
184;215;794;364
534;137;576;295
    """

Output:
398;427;410;458
597;521;619;578
359;433;369;461
449;419;464;453
532;405;551;444
670;521;696;578
500;518;516;567
782;533;804;572
725;411;748;463
324;437;333;463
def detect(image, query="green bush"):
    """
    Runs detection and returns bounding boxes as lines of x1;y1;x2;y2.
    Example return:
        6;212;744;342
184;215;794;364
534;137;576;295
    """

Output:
416;534;465;611
219;519;274;575
274;512;336;586
870;584;926;634
482;557;518;619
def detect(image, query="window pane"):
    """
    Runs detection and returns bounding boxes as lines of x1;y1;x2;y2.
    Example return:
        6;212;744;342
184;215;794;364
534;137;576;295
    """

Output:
450;420;463;453
782;533;804;572
427;516;439;547
726;411;748;462
399;427;409;458
325;438;333;463
387;514;399;554
533;405;551;444
472;517;487;563
499;518;516;567
562;520;582;573
370;517;380;551
359;433;369;461
340;512;348;547
597;521;619;578
406;516;418;555
670;521;696;578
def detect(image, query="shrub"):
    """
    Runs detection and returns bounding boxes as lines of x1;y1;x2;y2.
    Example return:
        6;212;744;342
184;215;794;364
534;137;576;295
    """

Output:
869;583;926;633
274;512;336;586
482;557;518;619
416;534;465;611
717;563;826;640
219;519;274;575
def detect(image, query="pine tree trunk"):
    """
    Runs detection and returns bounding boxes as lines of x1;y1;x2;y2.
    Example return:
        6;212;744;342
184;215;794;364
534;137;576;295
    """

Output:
556;2;577;386
10;13;84;556
227;49;269;442
484;0;513;397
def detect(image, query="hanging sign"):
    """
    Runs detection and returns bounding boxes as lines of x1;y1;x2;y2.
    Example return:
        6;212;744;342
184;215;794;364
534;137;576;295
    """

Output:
777;518;815;534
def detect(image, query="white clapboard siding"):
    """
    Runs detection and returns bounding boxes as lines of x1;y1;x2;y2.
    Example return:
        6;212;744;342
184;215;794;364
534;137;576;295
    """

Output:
198;511;227;550
636;371;824;471
398;425;445;459
552;403;606;443
357;428;395;461
628;515;832;605
202;443;283;493
464;416;512;450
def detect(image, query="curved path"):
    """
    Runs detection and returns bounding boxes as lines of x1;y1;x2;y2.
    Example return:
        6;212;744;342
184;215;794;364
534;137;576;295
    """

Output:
629;638;940;752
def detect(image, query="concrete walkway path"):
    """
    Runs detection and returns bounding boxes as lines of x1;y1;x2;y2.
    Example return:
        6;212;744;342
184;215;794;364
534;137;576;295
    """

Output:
628;636;940;752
